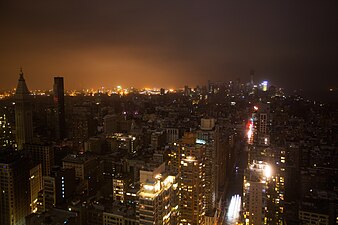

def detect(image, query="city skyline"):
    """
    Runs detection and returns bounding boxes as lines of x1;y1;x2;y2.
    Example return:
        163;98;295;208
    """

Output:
0;2;337;224
1;1;337;91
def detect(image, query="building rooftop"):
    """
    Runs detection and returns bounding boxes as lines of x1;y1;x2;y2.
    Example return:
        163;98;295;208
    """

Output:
25;208;78;225
63;154;96;164
0;150;24;165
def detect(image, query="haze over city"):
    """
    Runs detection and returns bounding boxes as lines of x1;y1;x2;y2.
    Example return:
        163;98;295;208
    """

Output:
0;1;337;225
1;0;337;91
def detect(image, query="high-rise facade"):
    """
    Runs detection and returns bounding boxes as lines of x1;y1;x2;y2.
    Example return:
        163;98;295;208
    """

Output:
180;154;206;225
25;143;55;176
15;70;33;150
0;108;15;149
53;77;66;140
138;167;177;225
197;119;217;214
42;167;76;211
29;164;43;213
170;133;207;225
243;161;270;225
0;151;30;225
245;103;285;225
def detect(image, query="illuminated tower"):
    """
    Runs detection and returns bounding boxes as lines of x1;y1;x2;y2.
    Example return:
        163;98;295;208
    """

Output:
138;164;178;225
243;161;272;225
170;133;206;224
197;118;217;213
15;69;33;150
29;164;43;213
0;108;15;149
180;155;206;225
53;77;66;139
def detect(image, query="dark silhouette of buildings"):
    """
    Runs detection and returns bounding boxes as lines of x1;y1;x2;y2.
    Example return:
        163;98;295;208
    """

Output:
53;77;66;140
0;151;30;225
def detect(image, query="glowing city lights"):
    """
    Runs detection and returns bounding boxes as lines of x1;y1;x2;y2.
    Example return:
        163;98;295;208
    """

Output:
264;164;272;178
227;194;241;222
246;119;254;144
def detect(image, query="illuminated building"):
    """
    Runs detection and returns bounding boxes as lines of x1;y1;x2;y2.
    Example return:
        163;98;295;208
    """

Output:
15;70;33;150
0;151;30;225
170;133;207;225
29;164;43;213
243;161;272;225
260;81;268;92
113;177;125;203
248;103;272;162
0;109;15;149
106;133;138;153
179;155;206;225
245;101;285;224
138;164;178;225
197;118;217;214
53;77;66;140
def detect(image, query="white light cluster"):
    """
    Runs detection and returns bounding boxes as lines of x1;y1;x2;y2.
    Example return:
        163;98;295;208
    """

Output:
227;194;241;222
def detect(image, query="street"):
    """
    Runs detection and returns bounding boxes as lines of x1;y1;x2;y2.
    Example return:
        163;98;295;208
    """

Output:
222;143;248;225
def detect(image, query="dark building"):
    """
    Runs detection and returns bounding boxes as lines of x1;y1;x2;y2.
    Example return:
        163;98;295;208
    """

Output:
0;150;30;225
0;107;15;149
42;167;76;211
15;70;33;150
24;143;55;176
53;77;66;140
25;208;79;225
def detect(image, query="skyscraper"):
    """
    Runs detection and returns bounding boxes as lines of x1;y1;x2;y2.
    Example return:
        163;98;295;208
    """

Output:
53;77;66;140
138;164;178;225
25;143;55;176
29;164;43;213
15;69;33;150
0;108;15;149
170;133;207;224
0;151;30;225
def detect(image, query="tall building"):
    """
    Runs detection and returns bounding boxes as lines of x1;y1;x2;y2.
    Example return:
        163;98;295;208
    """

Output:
243;161;272;225
25;143;55;176
15;69;33;150
42;167;76;211
0;151;30;225
138;164;178;225
170;133;207;224
53;77;66;140
197;119;217;214
29;164;43;213
0;108;15;149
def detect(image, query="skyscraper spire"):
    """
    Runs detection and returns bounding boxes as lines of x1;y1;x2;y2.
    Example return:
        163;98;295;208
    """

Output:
15;69;33;150
16;68;30;95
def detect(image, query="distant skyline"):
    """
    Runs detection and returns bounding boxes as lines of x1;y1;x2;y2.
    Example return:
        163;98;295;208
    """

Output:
1;1;337;91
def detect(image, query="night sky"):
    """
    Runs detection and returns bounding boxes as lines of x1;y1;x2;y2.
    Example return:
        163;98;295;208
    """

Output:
1;0;337;91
